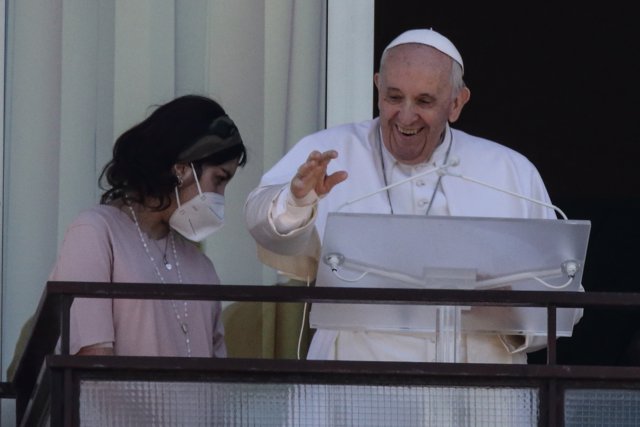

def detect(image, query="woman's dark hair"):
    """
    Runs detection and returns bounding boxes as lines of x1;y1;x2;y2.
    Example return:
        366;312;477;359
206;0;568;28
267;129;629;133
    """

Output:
99;94;247;209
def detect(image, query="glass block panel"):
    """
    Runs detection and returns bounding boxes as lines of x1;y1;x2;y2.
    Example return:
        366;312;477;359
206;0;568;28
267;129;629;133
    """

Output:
79;380;538;426
565;389;640;426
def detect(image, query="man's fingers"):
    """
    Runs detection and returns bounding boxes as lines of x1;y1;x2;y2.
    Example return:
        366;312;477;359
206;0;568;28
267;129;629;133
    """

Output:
320;171;348;194
291;150;343;198
297;150;338;180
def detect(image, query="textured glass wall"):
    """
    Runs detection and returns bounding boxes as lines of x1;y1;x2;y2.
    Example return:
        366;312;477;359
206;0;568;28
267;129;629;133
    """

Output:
565;389;640;426
79;380;538;426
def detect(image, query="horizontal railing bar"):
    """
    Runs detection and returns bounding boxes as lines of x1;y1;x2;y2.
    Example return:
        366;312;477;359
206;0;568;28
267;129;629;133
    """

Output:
45;281;640;308
46;355;640;383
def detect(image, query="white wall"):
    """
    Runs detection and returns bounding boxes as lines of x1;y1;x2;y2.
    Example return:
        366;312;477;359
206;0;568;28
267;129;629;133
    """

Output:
326;0;374;128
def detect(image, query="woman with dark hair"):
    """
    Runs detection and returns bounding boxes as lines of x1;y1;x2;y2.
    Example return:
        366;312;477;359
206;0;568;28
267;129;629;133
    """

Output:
49;94;247;357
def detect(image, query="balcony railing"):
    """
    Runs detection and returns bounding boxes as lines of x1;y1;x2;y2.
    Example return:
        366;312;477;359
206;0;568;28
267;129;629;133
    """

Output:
7;281;640;426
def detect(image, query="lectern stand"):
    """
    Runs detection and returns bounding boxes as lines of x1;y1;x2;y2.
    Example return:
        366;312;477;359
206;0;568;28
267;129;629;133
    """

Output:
310;213;591;360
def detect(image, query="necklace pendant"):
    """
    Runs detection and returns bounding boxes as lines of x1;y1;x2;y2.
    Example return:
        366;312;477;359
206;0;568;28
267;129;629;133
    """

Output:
164;262;173;270
181;322;189;334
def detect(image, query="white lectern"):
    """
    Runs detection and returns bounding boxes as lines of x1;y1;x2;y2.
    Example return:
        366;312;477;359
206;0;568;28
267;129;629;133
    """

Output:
310;213;591;362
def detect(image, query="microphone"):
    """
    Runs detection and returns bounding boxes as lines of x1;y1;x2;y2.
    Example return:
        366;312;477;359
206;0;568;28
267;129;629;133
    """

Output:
440;157;568;220
336;158;458;212
337;155;567;220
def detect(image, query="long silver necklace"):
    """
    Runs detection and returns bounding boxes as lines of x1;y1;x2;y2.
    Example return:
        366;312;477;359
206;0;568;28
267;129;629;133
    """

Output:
377;124;453;215
151;236;173;270
128;205;191;357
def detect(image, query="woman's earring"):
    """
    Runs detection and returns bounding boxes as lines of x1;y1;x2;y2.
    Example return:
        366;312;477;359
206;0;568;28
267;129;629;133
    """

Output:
176;175;183;187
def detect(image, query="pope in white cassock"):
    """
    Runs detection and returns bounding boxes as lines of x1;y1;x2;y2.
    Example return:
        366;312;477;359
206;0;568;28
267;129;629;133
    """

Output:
244;28;583;365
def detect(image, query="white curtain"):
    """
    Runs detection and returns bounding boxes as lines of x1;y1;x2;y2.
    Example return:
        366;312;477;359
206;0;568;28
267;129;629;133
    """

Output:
0;0;326;376
1;0;373;422
203;0;328;287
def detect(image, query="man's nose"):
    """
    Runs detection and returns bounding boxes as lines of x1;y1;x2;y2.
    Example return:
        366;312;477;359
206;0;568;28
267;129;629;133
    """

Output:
397;102;418;122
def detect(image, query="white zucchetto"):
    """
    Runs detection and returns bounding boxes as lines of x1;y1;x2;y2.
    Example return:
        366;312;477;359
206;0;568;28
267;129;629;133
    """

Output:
383;28;464;71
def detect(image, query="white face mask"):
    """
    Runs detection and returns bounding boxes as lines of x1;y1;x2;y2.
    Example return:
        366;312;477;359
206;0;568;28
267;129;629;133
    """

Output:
169;165;225;242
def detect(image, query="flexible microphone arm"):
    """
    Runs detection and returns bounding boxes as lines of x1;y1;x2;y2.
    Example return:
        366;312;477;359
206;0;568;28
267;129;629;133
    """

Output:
336;156;567;220
336;161;454;212
439;160;568;220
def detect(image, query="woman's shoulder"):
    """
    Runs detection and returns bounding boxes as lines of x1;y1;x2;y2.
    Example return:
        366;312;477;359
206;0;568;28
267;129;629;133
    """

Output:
68;205;129;233
73;204;123;222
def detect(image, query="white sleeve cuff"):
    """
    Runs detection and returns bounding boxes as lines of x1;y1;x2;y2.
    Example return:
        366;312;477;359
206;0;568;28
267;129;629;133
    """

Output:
270;187;318;234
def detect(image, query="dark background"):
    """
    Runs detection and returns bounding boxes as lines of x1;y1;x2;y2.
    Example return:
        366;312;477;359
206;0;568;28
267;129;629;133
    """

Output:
374;2;640;365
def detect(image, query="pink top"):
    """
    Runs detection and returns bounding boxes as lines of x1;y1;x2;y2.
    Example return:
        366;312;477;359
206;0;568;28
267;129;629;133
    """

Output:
49;205;227;357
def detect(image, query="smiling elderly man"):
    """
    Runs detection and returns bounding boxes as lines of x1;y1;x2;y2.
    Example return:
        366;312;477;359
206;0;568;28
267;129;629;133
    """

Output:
243;28;582;364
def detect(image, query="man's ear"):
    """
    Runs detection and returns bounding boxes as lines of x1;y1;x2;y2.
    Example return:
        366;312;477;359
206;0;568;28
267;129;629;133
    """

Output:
448;87;471;123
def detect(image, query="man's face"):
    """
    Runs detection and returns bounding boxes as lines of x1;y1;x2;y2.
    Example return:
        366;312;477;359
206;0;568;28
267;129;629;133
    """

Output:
375;44;467;165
